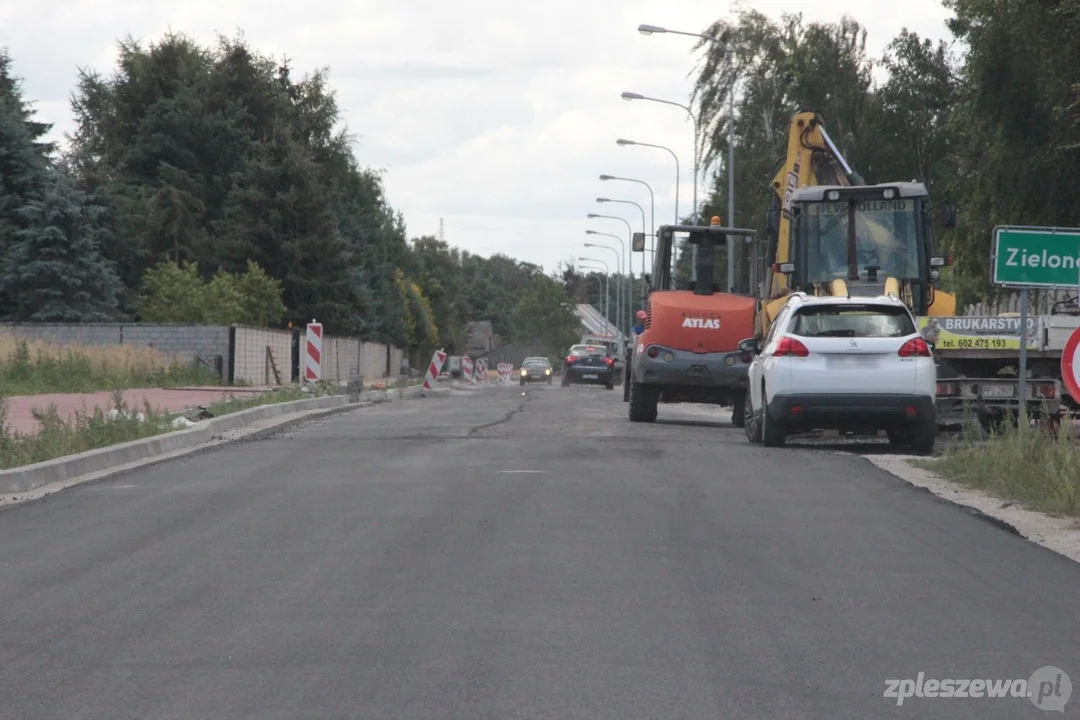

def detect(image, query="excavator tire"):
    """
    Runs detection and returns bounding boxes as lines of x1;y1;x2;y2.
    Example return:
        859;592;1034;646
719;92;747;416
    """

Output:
628;382;658;423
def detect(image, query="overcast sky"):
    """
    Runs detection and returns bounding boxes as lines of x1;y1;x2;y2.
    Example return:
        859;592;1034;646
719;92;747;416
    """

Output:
2;0;954;277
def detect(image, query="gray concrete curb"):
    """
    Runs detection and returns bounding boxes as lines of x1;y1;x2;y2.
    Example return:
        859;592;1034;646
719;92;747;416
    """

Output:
0;384;452;495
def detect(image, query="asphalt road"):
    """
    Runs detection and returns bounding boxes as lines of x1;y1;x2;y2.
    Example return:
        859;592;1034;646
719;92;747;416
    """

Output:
2;383;1079;719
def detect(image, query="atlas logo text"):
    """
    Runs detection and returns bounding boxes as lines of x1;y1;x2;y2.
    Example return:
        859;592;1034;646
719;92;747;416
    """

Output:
682;318;720;329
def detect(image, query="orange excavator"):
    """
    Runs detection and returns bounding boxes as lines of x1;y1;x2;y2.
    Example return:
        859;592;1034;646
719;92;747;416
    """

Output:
627;217;757;424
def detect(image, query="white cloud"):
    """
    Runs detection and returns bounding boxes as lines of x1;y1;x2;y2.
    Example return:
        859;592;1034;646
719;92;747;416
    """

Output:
2;0;956;275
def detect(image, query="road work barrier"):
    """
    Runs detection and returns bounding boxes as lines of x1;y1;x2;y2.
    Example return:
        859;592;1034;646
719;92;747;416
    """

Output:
475;358;488;382
304;321;322;382
497;362;514;386
462;355;474;383
423;349;447;390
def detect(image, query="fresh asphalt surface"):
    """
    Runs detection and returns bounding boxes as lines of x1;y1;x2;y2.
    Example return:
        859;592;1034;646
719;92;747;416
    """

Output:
2;383;1079;719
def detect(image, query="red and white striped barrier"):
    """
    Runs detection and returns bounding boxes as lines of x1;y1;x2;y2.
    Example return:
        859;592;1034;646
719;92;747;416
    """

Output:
461;355;474;383
423;349;447;390
497;362;514;386
475;358;488;382
304;321;322;382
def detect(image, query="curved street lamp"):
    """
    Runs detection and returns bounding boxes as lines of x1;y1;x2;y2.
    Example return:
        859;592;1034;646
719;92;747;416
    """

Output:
637;22;737;292
577;257;610;323
616;139;679;224
585;230;627;333
599;174;654;280
587;216;630;333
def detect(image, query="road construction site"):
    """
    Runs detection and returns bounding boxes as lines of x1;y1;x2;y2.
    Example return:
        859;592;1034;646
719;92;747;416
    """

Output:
1;380;1077;718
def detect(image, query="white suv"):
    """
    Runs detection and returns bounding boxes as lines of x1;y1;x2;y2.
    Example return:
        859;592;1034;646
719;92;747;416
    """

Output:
740;293;937;452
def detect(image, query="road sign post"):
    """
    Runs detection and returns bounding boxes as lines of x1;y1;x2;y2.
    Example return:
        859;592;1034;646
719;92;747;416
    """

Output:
990;225;1080;419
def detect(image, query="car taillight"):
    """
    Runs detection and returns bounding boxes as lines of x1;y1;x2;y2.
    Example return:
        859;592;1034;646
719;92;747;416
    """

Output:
898;337;931;357
605;357;614;366
774;336;809;357
565;356;574;365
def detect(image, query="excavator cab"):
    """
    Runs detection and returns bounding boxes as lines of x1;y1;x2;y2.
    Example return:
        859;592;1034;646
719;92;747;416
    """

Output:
775;182;953;315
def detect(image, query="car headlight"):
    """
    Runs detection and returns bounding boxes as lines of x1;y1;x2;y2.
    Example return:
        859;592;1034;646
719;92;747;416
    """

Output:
520;369;527;375
544;368;551;374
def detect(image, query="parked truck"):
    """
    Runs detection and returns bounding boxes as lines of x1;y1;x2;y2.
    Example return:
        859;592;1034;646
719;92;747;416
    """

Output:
920;303;1080;427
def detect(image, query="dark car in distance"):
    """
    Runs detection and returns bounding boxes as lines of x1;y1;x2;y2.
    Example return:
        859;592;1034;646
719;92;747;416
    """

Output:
561;345;615;389
520;357;553;385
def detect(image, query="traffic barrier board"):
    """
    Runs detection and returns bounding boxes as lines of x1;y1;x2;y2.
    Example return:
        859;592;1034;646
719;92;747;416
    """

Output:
993;226;1080;288
1062;326;1080;403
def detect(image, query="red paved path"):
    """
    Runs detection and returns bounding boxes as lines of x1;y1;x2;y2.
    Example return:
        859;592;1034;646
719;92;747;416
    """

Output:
2;387;269;436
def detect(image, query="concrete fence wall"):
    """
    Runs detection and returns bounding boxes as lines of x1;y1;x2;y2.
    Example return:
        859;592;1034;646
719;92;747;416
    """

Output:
0;322;406;387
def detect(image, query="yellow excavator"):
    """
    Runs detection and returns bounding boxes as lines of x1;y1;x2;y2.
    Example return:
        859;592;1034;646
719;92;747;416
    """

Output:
755;111;958;338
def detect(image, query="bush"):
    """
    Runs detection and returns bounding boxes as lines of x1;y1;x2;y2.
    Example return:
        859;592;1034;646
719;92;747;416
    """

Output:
916;413;1080;516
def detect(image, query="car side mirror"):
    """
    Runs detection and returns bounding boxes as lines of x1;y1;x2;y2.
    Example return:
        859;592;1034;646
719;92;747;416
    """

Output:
738;337;760;354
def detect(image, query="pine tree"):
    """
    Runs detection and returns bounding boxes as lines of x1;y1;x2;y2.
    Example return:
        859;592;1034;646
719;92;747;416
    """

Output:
0;171;123;321
0;49;54;314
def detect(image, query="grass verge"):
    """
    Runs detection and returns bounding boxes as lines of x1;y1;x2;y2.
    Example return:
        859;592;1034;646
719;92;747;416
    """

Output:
0;382;340;471
911;414;1080;517
0;335;221;395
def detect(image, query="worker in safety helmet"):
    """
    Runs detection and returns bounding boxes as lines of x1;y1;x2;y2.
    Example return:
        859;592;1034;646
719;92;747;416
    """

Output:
632;309;647;336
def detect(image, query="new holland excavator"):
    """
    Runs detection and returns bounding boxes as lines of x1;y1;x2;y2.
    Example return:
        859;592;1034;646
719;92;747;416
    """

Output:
756;111;958;339
627;217;758;425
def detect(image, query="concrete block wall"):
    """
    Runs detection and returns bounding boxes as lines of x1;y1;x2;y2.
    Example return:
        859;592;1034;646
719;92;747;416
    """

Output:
232;327;293;386
0;322;406;387
0;323;231;378
389;346;405;376
319;335;361;383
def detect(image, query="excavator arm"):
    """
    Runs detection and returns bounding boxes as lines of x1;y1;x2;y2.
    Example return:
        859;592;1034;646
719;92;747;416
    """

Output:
758;111;865;336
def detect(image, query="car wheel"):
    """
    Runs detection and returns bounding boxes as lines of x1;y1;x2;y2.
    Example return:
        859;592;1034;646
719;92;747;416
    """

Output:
761;389;785;447
628;382;658;422
520;379;525;386
547;377;552;384
744;391;762;443
731;391;746;428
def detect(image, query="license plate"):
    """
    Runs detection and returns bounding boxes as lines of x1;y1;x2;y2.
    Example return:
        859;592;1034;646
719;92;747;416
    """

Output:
583;374;598;379
826;355;878;367
981;384;1014;398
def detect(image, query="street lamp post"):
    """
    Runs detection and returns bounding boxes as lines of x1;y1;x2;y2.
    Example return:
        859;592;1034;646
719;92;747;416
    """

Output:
616;138;679;224
583;241;620;332
637;23;737;293
597;197;647;316
586;215;631;333
620;90;705;284
584;229;628;334
599;174;654;281
578;258;610;323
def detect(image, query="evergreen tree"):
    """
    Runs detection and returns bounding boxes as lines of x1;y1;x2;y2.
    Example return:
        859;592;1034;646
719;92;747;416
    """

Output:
0;49;54;314
0;171;122;321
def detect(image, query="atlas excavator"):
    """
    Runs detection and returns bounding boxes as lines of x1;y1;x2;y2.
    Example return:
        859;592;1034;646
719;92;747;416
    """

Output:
755;110;958;338
626;217;758;425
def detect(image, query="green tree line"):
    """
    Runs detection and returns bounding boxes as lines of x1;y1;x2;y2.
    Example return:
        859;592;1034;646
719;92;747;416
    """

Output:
683;2;1080;307
0;32;586;360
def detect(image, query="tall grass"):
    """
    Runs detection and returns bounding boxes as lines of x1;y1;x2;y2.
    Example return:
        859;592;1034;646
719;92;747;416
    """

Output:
917;411;1080;516
0;334;220;395
0;391;174;470
0;382;340;471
